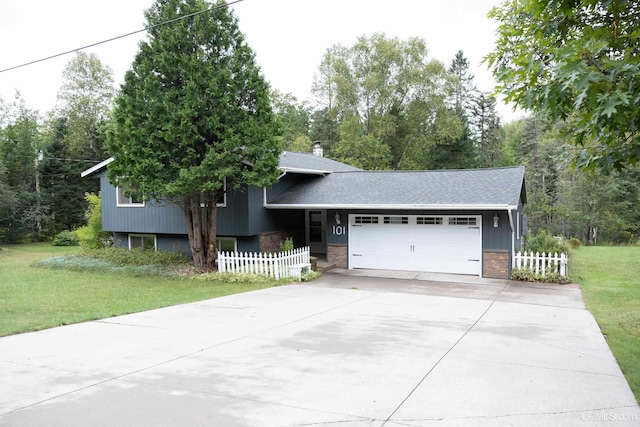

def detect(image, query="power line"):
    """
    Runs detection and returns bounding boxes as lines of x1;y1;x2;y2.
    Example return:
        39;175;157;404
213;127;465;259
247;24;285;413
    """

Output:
0;0;245;74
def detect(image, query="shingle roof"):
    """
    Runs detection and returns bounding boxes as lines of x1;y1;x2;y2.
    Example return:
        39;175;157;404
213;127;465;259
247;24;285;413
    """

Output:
278;151;362;173
268;166;526;209
82;152;360;178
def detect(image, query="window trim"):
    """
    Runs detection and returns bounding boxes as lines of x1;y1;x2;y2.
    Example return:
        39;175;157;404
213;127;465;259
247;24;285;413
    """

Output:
216;237;237;253
128;234;157;250
116;186;144;207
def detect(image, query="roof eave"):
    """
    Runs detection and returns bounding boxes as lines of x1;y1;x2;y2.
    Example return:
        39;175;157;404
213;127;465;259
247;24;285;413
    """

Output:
81;157;114;178
278;167;332;175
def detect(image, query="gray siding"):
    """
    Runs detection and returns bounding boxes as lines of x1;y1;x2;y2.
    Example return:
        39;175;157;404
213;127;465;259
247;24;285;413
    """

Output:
265;173;309;201
101;174;253;236
102;175;188;234
482;211;511;251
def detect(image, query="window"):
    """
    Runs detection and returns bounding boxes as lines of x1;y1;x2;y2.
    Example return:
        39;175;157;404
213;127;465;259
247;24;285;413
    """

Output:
200;178;227;208
383;216;408;224
417;217;443;225
449;217;477;226
217;237;236;253
129;234;156;250
354;216;379;224
116;186;143;207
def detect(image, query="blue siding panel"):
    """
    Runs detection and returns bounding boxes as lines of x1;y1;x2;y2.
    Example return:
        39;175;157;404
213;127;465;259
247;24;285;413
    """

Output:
101;174;253;236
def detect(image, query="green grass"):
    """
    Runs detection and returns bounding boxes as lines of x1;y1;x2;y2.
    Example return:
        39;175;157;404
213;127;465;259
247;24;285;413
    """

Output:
0;243;282;337
571;246;640;403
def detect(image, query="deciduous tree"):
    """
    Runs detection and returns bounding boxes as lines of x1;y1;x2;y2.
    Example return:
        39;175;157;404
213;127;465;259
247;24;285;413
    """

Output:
312;34;455;169
486;0;640;170
55;52;115;160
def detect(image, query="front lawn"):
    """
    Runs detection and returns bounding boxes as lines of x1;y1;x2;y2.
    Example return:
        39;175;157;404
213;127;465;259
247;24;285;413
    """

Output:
0;244;282;337
571;246;640;403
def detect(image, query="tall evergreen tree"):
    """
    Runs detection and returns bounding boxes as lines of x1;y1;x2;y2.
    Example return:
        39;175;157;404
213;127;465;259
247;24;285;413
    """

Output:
40;118;97;235
449;50;476;114
415;50;478;170
469;92;503;167
106;0;282;268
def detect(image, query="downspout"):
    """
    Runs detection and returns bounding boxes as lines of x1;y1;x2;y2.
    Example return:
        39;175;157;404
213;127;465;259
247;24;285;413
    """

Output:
508;209;515;273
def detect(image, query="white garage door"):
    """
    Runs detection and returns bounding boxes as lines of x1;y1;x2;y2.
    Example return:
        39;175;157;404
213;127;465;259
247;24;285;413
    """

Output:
349;214;482;275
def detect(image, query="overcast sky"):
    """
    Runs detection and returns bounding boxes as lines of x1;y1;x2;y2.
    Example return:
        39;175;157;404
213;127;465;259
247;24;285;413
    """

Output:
0;0;522;121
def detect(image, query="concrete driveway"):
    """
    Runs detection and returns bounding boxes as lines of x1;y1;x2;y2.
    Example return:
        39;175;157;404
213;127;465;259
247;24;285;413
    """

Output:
1;272;638;426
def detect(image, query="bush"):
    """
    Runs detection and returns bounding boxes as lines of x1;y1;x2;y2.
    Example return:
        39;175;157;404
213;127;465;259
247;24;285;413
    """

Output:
510;267;569;284
568;237;581;250
279;237;294;252
52;230;80;246
76;193;112;249
82;247;191;267
525;230;569;254
34;255;170;278
301;270;321;282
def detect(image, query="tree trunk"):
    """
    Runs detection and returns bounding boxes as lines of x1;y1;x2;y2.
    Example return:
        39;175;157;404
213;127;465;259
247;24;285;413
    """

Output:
183;192;206;269
182;191;218;270
203;191;218;270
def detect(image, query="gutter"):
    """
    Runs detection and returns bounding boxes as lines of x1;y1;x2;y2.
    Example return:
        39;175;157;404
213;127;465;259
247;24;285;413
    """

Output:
264;203;520;211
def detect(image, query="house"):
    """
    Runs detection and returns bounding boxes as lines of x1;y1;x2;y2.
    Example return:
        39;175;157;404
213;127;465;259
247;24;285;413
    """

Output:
82;151;526;279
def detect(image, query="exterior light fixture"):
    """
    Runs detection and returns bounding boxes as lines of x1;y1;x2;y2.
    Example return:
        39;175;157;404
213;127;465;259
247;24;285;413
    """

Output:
493;213;500;228
335;212;341;225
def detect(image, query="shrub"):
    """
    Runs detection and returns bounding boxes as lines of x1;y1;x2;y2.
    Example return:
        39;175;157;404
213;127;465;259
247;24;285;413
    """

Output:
77;193;112;249
525;230;569;254
82;247;191;267
52;230;80;246
301;270;321;282
510;267;569;284
279;237;294;252
568;237;581;250
33;255;169;278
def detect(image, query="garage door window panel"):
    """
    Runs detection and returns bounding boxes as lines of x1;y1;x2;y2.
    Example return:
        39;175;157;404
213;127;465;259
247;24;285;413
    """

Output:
417;217;443;225
383;216;408;224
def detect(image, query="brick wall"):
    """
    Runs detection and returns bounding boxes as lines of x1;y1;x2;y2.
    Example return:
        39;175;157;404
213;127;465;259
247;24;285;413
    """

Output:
483;249;510;279
259;230;290;253
258;229;305;253
327;244;347;268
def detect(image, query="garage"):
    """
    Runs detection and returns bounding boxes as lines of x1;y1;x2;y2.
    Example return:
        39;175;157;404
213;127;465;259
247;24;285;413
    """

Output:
348;214;482;275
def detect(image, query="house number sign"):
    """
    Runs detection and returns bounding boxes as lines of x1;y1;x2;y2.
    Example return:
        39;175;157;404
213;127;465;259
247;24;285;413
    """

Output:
332;225;346;235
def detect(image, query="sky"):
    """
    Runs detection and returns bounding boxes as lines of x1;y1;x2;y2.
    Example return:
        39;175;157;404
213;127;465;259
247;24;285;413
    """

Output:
0;0;522;121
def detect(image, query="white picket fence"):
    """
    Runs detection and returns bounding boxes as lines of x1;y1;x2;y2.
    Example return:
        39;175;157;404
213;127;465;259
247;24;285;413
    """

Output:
217;246;311;280
513;251;568;277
